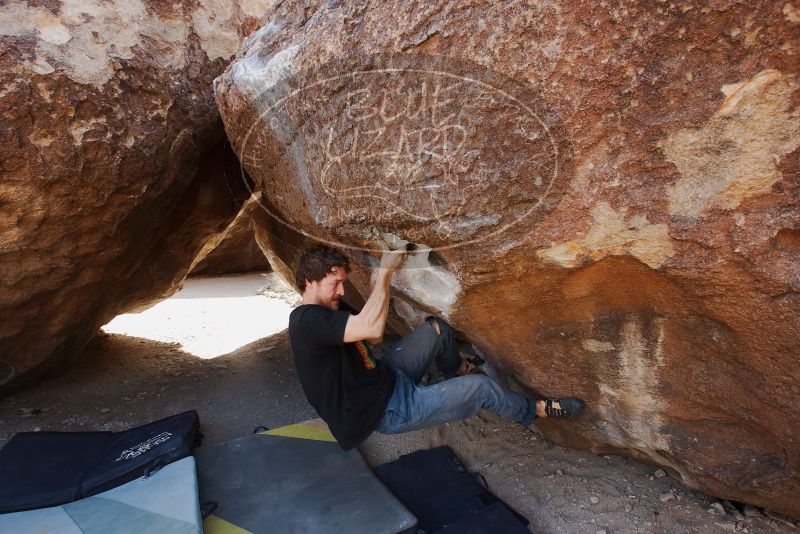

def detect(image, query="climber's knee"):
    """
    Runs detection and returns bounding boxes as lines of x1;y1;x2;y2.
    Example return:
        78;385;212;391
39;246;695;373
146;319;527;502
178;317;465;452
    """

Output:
426;316;442;334
426;317;456;341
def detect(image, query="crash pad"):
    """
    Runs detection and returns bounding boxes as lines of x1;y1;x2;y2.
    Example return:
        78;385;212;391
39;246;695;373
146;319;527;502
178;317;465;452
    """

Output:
196;419;417;534
0;410;200;513
0;456;203;534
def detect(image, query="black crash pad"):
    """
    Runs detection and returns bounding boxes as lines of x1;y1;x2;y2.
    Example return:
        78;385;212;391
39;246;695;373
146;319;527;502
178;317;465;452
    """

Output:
374;446;529;533
0;410;199;513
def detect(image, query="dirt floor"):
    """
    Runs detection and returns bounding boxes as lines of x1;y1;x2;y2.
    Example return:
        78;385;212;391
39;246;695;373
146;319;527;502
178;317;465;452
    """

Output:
1;274;797;534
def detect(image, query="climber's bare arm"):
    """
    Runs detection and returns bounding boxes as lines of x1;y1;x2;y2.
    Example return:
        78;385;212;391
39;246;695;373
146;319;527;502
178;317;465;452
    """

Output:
343;250;405;344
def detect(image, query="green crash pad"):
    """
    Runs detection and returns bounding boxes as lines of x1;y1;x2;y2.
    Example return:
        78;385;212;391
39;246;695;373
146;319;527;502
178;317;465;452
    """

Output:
196;419;417;534
0;456;202;534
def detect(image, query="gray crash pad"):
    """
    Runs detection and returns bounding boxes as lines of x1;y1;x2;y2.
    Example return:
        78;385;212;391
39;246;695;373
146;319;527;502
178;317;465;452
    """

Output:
196;419;417;534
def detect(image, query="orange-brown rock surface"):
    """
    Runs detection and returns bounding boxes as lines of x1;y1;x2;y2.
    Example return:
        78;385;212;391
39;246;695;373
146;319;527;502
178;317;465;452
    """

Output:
215;0;800;517
0;0;271;393
189;194;271;276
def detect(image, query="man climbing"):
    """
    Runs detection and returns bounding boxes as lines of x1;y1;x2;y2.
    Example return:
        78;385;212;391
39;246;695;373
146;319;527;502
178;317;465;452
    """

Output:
288;243;585;450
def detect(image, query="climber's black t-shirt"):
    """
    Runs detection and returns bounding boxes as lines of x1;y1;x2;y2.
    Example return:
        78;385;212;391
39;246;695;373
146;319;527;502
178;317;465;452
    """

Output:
288;304;395;450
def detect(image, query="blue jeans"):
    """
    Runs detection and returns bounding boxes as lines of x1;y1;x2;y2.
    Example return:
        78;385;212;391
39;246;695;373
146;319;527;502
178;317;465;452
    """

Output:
373;318;536;434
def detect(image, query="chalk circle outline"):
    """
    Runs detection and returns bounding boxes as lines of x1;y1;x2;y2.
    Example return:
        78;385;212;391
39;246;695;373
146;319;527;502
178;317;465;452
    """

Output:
237;53;566;255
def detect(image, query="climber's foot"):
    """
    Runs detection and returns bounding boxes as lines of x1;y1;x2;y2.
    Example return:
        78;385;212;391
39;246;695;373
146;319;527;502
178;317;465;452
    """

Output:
535;397;585;419
455;355;485;376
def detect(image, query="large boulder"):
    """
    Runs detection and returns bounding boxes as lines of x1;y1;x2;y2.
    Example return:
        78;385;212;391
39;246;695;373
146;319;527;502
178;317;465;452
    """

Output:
0;0;272;392
215;0;800;517
189;193;271;276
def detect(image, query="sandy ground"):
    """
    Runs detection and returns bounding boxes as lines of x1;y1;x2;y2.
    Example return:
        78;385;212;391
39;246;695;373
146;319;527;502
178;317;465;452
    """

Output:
0;273;797;534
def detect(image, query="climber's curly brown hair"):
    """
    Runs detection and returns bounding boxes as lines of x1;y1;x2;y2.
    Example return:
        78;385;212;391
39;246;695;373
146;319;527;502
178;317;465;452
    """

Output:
295;244;351;291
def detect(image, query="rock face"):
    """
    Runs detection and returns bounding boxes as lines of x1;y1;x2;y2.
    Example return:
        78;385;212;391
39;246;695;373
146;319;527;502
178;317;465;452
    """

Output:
189;194;271;276
0;0;272;392
215;0;800;517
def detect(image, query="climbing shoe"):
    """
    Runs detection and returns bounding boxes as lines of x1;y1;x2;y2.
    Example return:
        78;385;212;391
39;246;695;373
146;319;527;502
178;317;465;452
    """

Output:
537;397;585;419
459;355;485;375
456;340;485;376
